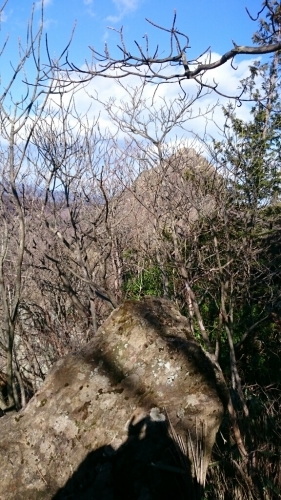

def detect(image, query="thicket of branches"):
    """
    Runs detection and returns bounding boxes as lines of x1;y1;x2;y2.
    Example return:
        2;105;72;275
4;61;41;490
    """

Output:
0;0;280;498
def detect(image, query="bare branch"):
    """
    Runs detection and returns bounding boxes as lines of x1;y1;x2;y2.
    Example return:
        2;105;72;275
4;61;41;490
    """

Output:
59;7;281;99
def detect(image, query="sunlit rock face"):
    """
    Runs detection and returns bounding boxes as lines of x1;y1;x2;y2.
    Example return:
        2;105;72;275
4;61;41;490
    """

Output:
0;297;225;499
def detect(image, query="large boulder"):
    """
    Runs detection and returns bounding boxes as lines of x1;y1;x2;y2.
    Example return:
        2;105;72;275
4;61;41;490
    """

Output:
0;297;225;499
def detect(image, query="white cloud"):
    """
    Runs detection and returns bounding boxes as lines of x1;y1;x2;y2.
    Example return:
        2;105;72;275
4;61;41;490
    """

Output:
42;17;57;30
107;0;141;23
83;0;96;18
0;10;8;23
113;0;140;12
35;0;52;9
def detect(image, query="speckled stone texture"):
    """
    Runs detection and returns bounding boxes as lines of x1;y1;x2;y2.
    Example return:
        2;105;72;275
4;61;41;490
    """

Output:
0;297;225;499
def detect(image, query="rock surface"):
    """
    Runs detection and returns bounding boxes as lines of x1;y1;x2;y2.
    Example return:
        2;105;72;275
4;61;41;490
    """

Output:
0;297;225;499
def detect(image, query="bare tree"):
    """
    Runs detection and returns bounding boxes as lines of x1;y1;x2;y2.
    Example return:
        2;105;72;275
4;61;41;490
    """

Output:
0;1;73;410
28;93;126;335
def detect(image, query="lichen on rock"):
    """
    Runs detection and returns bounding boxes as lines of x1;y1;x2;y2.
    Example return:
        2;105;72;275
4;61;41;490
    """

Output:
0;297;225;499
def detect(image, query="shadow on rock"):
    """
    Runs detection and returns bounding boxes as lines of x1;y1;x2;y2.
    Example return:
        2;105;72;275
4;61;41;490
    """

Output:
53;413;197;500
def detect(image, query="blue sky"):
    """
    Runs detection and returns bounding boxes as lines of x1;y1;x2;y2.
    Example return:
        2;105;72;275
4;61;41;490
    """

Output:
0;0;270;145
1;0;264;70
